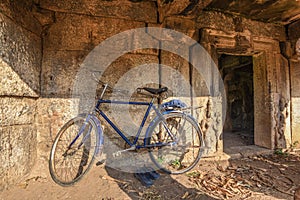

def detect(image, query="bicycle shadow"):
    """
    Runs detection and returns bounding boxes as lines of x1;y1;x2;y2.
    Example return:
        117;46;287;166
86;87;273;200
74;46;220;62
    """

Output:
94;125;214;199
102;165;217;200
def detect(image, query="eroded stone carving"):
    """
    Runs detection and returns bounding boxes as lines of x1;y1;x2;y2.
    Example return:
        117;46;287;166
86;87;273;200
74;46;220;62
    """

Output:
273;94;289;148
200;96;223;154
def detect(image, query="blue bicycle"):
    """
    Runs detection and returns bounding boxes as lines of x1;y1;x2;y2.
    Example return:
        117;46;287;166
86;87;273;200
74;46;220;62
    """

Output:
49;78;204;186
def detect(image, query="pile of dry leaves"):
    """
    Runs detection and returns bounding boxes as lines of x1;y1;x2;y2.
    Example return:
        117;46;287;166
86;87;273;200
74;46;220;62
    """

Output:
187;154;300;199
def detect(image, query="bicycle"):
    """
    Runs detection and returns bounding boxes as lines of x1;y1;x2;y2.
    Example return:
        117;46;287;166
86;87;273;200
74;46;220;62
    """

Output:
49;75;204;186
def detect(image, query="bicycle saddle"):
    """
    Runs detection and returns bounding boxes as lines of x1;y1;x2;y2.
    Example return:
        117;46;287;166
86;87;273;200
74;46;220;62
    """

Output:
142;87;168;95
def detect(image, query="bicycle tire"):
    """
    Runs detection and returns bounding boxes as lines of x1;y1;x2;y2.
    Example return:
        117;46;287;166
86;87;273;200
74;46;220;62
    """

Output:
49;115;99;186
146;112;203;174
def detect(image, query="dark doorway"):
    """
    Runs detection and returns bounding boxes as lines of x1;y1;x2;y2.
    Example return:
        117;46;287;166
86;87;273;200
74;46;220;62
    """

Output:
218;55;254;151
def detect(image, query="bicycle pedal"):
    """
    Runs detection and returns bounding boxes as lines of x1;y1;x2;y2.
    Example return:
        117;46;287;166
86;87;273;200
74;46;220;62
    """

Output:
112;151;121;158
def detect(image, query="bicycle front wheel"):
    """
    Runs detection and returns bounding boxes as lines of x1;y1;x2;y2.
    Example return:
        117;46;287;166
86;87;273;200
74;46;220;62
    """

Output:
147;112;203;174
49;115;99;186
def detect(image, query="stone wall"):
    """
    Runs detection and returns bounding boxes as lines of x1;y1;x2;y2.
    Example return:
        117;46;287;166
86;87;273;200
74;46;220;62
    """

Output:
35;0;158;175
36;1;292;167
0;0;42;190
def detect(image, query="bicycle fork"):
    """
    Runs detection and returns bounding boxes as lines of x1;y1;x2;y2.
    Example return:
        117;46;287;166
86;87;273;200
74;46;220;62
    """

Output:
64;114;103;157
68;115;92;150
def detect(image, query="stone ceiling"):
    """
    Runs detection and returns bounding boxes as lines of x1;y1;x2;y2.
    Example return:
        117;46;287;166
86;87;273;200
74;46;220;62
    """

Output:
156;0;300;25
6;0;300;26
206;0;300;25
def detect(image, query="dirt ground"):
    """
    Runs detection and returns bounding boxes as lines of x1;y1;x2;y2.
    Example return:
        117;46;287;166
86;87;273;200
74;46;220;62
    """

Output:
0;151;299;200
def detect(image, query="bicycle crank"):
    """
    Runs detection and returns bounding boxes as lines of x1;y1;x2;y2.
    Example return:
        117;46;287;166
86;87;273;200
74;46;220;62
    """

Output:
112;145;136;158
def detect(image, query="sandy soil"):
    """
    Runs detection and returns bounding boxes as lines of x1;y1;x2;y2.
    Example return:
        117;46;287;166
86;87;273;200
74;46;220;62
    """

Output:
0;151;299;200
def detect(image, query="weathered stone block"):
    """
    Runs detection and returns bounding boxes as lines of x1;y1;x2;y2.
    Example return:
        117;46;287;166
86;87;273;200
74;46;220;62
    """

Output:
0;97;36;126
197;11;235;33
197;11;285;41
162;16;198;40
42;50;88;97
40;0;157;23
0;13;41;96
158;0;191;22
44;13;146;51
36;98;78;142
0;0;42;35
291;61;300;97
160;51;190;97
157;0;212;22
100;53;159;87
190;45;213;97
131;27;160;55
34;98;78;176
0;125;36;190
245;18;285;41
32;6;55;27
42;51;159;98
0;60;38;97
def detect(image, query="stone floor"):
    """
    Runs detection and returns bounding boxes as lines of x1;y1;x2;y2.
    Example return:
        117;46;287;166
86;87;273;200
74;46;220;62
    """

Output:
223;131;272;159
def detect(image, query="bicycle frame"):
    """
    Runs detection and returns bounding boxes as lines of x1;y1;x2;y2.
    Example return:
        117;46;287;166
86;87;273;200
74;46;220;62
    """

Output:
94;98;169;149
71;84;175;152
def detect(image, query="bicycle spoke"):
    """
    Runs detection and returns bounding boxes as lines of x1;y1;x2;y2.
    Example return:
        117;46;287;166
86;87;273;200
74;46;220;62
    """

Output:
148;112;203;174
49;115;99;186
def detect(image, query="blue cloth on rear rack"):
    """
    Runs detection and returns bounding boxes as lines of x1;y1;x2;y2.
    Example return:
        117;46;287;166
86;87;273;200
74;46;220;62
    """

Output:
160;99;187;110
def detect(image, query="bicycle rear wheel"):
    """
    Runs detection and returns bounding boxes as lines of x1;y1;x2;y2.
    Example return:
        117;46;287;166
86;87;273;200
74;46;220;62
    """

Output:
49;115;99;186
147;112;203;174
